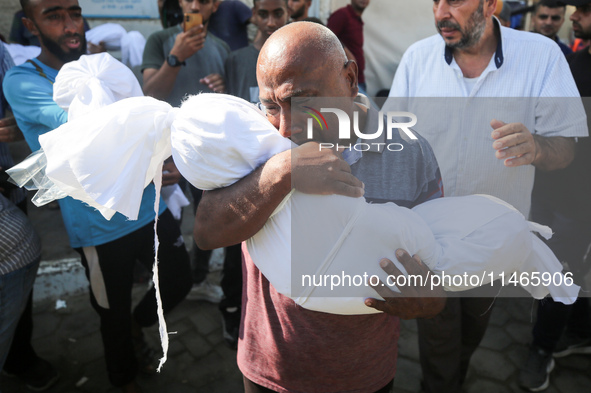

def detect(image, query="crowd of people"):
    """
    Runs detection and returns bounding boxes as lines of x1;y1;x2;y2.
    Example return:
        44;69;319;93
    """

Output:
0;0;590;392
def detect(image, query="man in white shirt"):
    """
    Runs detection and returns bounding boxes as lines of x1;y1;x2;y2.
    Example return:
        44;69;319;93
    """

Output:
385;0;588;392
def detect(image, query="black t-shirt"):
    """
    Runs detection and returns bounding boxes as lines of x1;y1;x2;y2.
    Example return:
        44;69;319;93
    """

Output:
568;50;591;96
532;49;591;221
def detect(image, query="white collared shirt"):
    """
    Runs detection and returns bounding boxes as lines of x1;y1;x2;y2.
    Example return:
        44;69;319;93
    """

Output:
385;20;588;216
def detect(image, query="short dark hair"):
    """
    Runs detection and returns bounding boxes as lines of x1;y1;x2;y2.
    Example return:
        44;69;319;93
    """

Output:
20;0;32;18
253;0;288;5
535;0;566;13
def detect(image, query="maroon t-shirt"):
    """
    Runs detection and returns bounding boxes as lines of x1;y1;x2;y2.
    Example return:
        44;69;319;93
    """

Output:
328;4;365;84
237;244;399;393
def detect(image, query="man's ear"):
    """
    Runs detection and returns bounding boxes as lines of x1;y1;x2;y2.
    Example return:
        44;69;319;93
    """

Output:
22;17;39;37
485;0;497;18
344;59;359;96
212;0;220;13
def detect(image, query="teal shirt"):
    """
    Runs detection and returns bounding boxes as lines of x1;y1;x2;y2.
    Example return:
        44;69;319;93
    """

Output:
3;58;166;248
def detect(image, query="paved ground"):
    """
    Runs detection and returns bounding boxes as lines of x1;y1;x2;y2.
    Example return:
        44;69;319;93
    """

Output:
1;153;591;392
2;292;591;393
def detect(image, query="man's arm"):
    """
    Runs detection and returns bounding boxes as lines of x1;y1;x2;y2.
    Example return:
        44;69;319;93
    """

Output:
3;68;68;150
194;142;365;249
0;116;24;143
491;120;575;171
142;26;207;100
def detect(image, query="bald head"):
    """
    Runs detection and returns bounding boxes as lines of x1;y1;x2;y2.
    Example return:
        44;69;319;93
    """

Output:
255;21;358;143
258;22;347;80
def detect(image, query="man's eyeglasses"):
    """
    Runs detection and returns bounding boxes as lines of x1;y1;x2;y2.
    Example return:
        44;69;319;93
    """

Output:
537;14;562;22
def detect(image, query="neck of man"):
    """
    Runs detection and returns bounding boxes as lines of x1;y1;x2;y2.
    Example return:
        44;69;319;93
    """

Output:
533;28;557;41
253;31;269;51
453;18;498;79
37;49;66;71
293;11;307;21
351;4;364;16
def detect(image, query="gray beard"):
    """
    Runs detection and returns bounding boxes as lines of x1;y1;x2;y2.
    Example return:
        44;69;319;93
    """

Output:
437;1;486;50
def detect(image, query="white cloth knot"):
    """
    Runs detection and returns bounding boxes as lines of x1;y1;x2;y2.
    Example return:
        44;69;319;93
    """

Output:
53;53;143;120
171;94;294;191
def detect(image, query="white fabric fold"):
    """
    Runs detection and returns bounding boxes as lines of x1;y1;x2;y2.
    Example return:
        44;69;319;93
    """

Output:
53;53;144;120
3;42;41;66
39;96;174;220
85;24;147;68
160;184;190;221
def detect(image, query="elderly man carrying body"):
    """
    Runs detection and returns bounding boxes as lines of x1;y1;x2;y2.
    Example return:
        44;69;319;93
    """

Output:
195;22;446;393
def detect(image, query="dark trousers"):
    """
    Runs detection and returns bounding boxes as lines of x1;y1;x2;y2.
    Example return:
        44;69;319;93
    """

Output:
530;202;591;351
77;209;191;386
3;199;38;374
190;186;242;309
243;376;394;393
2;292;36;374
418;294;494;393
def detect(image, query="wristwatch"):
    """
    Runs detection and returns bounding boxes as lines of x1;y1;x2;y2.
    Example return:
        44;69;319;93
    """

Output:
167;54;185;67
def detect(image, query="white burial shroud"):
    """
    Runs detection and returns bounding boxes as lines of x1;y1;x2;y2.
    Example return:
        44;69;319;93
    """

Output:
36;94;579;315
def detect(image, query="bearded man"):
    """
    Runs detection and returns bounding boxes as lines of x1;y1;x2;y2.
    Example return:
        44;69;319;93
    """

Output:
385;0;587;392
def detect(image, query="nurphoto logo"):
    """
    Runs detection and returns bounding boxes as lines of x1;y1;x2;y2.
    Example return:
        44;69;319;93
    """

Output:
303;107;419;152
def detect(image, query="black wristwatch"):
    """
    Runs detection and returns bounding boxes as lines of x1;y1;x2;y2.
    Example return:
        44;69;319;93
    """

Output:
167;54;185;67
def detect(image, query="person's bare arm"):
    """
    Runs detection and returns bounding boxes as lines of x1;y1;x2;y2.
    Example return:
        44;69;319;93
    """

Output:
194;142;365;249
491;120;575;171
143;26;206;100
365;249;446;319
0;117;24;143
162;158;182;186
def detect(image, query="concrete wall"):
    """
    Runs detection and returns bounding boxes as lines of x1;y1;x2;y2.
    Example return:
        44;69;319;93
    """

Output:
1;0;22;41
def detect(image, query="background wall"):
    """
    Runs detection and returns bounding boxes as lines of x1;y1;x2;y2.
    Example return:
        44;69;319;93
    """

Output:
1;0;22;41
0;0;579;97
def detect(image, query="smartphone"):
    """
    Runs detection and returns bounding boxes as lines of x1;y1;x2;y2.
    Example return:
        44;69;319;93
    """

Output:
184;13;203;32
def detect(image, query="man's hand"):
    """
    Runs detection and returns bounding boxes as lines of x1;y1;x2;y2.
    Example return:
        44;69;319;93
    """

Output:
162;160;182;186
365;249;446;319
170;26;206;62
0;117;24;143
491;119;537;167
88;41;107;54
200;73;225;93
291;142;364;197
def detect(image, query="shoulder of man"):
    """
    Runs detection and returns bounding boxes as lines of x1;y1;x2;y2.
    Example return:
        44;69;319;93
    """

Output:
227;44;256;60
501;27;564;56
142;26;181;70
402;34;443;60
567;48;587;65
328;6;348;22
3;61;44;91
146;25;180;46
209;32;231;54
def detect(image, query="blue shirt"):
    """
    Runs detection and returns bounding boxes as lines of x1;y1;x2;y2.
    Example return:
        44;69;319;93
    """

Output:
3;58;166;248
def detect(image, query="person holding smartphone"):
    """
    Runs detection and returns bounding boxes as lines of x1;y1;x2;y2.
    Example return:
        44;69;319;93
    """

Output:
142;0;235;339
142;0;229;106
